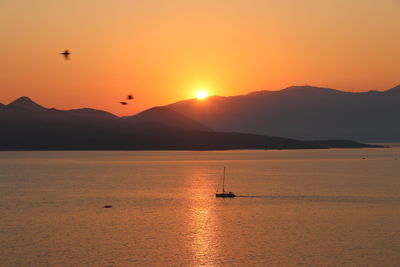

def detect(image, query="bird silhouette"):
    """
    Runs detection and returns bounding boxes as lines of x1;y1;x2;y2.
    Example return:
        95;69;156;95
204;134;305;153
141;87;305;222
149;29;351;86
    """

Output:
127;94;134;100
120;101;128;105
60;50;71;60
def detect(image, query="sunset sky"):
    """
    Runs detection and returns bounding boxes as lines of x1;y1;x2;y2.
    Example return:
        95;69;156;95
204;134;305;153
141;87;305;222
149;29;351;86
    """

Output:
1;0;399;115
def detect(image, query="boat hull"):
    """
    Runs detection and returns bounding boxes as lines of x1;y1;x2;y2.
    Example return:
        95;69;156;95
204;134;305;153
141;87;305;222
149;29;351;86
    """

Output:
216;192;236;198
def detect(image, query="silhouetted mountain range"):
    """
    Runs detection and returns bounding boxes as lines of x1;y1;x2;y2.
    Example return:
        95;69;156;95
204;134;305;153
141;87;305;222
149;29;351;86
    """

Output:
0;95;380;150
7;96;48;111
123;106;212;132
167;85;400;142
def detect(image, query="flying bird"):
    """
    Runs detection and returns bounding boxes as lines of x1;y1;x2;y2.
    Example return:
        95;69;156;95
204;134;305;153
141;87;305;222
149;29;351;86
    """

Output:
60;50;71;60
127;94;134;100
120;101;128;105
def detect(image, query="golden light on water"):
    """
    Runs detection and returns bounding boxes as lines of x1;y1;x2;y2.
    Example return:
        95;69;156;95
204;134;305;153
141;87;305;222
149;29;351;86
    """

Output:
196;90;209;100
184;169;221;266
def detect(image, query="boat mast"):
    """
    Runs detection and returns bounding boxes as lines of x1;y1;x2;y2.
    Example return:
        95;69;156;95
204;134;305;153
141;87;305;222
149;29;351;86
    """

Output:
222;166;225;193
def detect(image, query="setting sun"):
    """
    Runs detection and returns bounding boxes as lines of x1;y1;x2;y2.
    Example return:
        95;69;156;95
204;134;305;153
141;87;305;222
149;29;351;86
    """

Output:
196;90;208;100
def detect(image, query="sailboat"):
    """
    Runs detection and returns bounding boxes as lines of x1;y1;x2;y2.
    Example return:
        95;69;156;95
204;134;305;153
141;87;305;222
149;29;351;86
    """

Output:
216;167;236;198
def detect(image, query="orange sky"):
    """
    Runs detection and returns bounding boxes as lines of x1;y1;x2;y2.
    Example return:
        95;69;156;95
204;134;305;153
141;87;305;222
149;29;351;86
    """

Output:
1;0;399;115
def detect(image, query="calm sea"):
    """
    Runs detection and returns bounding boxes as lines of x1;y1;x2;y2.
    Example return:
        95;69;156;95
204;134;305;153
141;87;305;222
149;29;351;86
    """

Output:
1;147;400;266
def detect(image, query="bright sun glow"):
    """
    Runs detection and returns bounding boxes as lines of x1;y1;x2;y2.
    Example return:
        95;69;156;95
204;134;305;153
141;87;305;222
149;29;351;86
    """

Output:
196;90;208;100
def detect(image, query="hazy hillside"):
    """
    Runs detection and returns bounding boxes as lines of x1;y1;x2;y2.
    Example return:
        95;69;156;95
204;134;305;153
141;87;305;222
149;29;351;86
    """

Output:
123;106;212;132
0;96;378;150
167;85;400;142
0;97;210;135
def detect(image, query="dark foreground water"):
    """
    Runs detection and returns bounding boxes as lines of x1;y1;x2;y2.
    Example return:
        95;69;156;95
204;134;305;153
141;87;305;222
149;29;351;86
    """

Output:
1;147;400;266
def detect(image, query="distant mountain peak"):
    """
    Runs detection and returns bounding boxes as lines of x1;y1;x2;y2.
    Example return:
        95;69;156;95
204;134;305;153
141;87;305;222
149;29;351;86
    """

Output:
125;106;213;132
7;96;47;111
131;106;187;119
134;106;204;120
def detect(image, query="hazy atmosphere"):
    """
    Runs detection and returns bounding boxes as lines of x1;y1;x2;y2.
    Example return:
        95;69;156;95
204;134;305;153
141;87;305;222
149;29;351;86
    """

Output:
1;0;400;115
2;1;400;266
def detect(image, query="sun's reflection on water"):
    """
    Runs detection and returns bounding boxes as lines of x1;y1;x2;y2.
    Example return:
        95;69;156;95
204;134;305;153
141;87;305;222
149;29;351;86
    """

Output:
184;169;222;266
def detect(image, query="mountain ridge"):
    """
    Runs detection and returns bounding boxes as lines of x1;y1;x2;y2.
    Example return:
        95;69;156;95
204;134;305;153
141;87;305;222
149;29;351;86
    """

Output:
7;96;47;111
167;84;400;142
0;93;380;150
124;106;212;132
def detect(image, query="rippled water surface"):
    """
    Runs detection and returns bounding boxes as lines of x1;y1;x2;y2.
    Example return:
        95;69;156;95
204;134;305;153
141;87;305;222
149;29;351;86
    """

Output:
1;147;400;266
